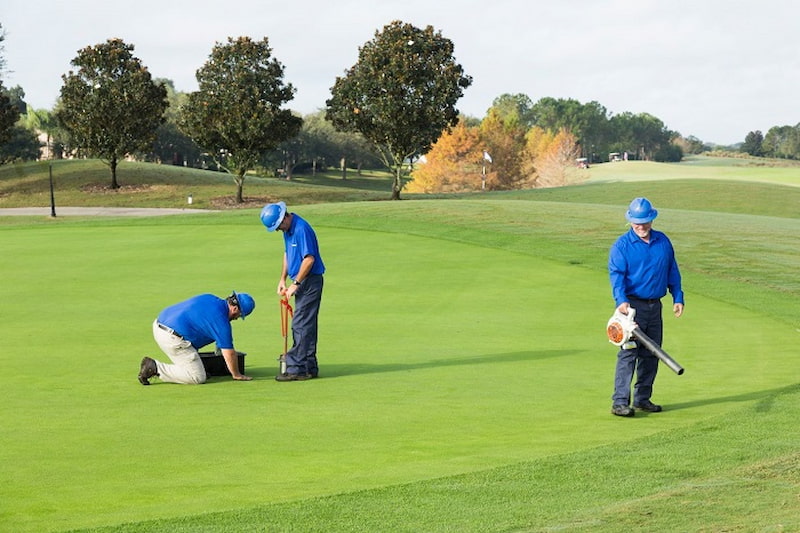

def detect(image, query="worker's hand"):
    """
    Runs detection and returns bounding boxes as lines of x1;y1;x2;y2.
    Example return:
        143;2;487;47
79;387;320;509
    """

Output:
276;281;287;295
232;374;252;381
285;284;298;298
673;303;684;318
616;302;631;315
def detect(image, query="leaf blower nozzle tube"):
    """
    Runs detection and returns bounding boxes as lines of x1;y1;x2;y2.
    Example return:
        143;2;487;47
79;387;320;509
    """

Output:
630;326;685;375
606;308;685;375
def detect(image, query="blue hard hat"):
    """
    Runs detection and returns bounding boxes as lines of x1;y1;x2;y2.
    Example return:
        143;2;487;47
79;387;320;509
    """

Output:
232;291;255;319
625;197;658;224
260;202;287;232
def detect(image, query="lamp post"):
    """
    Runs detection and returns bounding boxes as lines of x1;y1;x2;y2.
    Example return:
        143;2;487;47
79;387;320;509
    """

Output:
49;163;56;218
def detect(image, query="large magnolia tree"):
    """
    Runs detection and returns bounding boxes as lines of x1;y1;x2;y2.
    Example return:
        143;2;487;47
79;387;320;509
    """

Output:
326;20;472;200
56;39;167;188
179;36;302;203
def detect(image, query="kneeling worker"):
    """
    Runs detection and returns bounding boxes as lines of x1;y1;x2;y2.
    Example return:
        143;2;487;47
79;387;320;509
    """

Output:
138;291;255;385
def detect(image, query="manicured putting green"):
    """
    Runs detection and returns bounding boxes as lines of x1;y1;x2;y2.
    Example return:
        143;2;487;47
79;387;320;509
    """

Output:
0;201;796;532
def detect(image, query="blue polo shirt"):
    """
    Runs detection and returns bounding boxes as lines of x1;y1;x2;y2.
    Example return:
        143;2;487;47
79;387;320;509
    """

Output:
157;294;234;350
609;228;684;307
283;214;325;278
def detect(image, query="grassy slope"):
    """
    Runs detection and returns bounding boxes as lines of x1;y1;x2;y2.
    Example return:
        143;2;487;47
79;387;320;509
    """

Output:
0;159;392;209
1;156;798;532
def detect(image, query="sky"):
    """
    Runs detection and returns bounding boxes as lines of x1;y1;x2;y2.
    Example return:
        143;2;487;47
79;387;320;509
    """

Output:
1;0;797;146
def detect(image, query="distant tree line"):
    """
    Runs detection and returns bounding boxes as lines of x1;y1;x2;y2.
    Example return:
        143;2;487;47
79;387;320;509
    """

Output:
0;19;795;200
741;126;800;159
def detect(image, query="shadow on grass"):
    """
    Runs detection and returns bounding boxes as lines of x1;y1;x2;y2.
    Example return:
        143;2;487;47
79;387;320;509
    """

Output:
665;382;799;412
245;349;578;379
202;350;577;381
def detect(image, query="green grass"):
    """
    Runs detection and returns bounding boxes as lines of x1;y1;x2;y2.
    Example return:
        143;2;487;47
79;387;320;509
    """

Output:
0;157;799;532
0;159;394;209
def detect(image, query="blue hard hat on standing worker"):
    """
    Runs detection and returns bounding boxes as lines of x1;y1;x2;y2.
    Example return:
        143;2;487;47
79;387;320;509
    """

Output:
625;197;658;224
260;202;287;232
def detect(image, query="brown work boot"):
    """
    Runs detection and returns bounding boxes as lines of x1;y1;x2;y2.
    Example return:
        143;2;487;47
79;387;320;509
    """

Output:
634;400;663;412
611;404;635;417
275;373;312;382
138;357;158;385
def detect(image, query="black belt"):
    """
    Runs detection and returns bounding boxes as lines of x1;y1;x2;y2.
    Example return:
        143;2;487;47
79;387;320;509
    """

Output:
628;296;660;304
157;323;184;339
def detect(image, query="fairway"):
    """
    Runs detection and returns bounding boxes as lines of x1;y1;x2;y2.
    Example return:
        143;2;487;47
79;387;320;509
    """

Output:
1;184;799;531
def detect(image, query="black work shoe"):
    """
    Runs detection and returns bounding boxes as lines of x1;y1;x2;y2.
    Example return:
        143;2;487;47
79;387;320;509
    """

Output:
611;404;635;417
138;357;158;386
634;401;663;412
275;373;312;382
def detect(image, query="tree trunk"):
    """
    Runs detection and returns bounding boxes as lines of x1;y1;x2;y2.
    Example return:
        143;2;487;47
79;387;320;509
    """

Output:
236;173;245;203
110;156;119;189
391;166;402;200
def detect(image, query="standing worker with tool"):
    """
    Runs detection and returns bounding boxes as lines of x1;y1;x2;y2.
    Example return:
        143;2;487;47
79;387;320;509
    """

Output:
260;202;326;381
138;291;255;385
608;197;684;417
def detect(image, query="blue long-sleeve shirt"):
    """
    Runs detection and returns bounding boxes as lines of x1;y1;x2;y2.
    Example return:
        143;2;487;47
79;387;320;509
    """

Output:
609;228;684;307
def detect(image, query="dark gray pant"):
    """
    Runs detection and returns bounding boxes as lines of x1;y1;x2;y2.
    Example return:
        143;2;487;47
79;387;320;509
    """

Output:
612;298;663;406
285;274;323;376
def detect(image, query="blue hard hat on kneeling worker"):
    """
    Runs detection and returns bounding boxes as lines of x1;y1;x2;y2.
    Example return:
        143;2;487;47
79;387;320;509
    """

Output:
625;197;658;224
232;291;255;319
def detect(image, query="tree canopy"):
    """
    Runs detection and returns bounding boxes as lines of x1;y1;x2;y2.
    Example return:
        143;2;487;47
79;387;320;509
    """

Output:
55;38;168;188
179;36;302;203
0;26;19;146
326;20;472;199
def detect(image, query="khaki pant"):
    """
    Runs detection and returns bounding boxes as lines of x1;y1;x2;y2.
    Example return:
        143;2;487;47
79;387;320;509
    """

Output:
151;319;207;384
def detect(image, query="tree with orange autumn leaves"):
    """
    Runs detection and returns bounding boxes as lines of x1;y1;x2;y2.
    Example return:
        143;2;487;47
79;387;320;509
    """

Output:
409;114;586;193
406;120;482;193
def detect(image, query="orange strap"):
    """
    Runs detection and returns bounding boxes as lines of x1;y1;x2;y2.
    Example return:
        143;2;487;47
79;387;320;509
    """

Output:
280;296;294;337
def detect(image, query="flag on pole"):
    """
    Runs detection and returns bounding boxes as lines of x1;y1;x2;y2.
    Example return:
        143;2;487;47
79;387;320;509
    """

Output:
483;150;493;163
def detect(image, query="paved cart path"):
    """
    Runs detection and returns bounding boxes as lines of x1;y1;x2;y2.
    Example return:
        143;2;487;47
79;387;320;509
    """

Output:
0;207;218;217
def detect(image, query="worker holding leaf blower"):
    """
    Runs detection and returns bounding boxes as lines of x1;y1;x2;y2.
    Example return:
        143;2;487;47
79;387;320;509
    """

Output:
261;202;326;381
608;197;684;417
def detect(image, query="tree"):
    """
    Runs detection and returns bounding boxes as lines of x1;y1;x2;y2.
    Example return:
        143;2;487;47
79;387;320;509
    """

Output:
673;134;707;155
407;119;482;193
301;112;381;177
762;125;800;159
55;38;168;188
0;23;6;74
532;129;584;188
179;36;302;203
519;126;554;186
530;97;610;161
491;93;535;129
0;124;41;163
0;84;18;146
326;20;472;200
25;108;67;159
148;79;202;166
4;85;28;114
608;111;673;161
0;25;17;146
478;107;526;190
